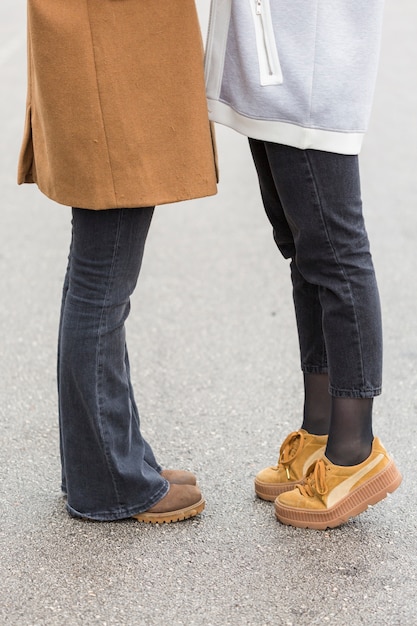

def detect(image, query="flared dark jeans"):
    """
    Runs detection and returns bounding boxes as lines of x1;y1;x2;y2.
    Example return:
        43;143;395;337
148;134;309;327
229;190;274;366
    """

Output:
58;207;169;521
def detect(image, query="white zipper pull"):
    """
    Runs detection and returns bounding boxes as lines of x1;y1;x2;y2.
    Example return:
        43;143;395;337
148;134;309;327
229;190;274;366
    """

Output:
256;0;262;16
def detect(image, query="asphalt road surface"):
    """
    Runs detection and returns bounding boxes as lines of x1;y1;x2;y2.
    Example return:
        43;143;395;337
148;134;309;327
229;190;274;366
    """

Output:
1;1;416;624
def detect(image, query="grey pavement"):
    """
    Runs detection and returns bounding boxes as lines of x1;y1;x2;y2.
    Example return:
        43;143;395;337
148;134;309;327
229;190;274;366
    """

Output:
1;1;416;625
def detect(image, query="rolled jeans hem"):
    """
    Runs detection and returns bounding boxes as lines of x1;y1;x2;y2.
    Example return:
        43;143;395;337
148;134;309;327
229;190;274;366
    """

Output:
329;385;382;399
65;480;170;522
302;365;329;375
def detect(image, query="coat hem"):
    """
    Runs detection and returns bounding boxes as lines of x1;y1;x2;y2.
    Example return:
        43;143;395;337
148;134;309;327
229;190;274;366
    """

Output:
18;179;217;210
207;99;365;155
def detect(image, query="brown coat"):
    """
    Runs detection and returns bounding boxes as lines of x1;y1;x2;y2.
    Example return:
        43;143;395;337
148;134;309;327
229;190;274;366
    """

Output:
18;0;217;209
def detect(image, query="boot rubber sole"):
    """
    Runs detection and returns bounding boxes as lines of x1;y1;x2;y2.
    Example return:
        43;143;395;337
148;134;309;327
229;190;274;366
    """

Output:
132;498;205;524
274;459;402;530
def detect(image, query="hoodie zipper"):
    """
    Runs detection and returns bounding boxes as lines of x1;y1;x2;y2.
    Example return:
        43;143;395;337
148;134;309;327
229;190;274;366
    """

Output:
252;0;283;86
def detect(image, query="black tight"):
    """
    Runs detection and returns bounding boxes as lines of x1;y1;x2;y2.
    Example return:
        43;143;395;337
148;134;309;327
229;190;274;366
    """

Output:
301;373;374;466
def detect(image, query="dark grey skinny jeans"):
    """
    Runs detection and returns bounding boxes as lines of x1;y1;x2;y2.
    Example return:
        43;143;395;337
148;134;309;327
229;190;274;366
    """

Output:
58;207;169;521
249;139;382;398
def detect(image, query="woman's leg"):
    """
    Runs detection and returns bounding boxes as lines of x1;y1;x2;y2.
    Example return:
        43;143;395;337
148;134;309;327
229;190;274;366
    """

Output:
58;207;169;520
249;139;332;431
260;143;382;464
249;139;329;501
58;246;164;497
249;140;401;527
289;261;332;436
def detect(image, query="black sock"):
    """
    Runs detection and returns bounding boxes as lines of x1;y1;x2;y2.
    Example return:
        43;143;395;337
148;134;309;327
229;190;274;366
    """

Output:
301;373;331;436
325;397;374;466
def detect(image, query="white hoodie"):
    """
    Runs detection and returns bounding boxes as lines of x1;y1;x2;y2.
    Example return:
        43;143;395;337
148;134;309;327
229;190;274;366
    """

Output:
205;0;385;154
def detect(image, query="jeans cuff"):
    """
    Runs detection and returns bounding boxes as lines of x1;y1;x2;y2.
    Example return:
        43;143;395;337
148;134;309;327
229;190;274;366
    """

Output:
329;385;382;399
301;365;329;375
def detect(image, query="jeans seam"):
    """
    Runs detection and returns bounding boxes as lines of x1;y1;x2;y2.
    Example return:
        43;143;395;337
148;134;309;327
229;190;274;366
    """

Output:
303;150;367;390
95;209;125;504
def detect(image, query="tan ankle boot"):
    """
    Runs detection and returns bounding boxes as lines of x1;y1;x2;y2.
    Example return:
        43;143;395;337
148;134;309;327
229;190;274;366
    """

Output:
160;469;197;485
132;484;205;524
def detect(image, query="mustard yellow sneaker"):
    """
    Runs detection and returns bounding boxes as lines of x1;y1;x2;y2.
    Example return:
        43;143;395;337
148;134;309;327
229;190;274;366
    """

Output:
254;429;328;501
275;437;402;529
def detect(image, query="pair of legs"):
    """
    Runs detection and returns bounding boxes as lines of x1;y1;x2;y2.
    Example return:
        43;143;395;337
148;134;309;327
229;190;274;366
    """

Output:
249;139;382;464
58;207;203;521
249;140;402;528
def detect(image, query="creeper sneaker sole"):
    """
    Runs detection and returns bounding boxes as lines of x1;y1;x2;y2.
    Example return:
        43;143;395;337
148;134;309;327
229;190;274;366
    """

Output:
255;476;304;501
275;452;402;530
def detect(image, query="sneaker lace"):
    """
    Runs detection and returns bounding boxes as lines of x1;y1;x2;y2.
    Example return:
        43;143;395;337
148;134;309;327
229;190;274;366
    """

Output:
277;431;304;480
297;459;328;498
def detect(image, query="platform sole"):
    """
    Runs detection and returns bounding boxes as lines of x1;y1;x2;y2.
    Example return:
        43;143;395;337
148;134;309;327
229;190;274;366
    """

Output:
255;478;304;501
274;460;402;530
